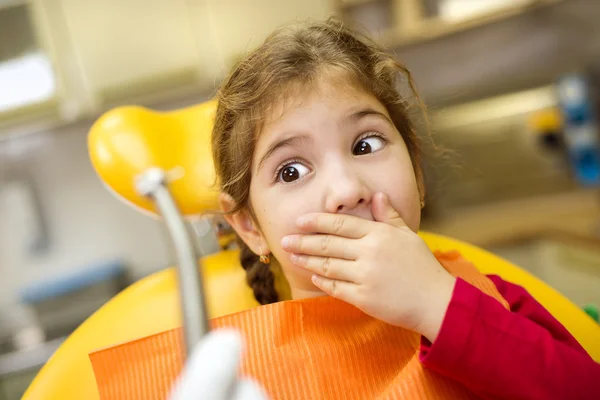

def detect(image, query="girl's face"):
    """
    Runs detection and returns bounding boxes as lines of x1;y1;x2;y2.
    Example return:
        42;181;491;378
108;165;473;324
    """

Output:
230;77;422;299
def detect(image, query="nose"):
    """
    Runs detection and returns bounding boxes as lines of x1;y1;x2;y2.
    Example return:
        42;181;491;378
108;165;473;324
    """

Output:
324;160;371;214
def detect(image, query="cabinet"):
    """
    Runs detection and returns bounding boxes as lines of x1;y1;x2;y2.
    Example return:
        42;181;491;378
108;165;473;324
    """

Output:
56;0;212;108
1;0;334;132
335;0;563;48
204;0;332;69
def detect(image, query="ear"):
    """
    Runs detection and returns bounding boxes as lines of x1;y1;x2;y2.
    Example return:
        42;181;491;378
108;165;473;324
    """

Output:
219;193;268;256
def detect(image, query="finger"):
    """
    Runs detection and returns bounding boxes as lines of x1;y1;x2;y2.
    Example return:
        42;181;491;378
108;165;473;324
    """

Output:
296;213;371;238
233;379;269;400
169;329;242;400
371;192;407;229
282;234;357;260
291;254;359;283
311;275;357;303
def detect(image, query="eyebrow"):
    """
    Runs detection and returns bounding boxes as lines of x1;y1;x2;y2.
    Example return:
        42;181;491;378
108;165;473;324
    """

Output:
258;134;310;172
345;108;394;126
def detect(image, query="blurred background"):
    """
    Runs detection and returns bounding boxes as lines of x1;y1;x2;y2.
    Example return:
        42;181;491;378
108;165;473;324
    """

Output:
1;0;600;397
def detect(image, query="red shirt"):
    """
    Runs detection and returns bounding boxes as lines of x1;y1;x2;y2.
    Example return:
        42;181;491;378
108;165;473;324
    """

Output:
420;276;600;399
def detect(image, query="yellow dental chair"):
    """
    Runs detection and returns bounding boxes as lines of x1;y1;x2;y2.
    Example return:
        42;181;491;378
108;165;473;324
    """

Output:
23;100;600;400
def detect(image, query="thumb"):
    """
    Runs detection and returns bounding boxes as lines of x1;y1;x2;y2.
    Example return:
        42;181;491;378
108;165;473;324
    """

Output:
371;192;406;228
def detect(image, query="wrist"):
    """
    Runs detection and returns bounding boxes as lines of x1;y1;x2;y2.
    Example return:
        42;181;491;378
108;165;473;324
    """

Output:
416;274;457;343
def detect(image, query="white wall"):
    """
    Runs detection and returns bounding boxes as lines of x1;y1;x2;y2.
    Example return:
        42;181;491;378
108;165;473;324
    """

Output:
0;118;173;328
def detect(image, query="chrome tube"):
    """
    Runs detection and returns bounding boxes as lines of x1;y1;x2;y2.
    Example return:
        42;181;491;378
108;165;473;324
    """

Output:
135;168;209;358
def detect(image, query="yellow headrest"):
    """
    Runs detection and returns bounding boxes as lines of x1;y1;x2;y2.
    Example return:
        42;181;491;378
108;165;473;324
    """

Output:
88;100;220;216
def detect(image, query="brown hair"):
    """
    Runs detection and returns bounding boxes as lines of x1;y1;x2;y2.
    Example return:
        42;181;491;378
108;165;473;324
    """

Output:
212;17;426;305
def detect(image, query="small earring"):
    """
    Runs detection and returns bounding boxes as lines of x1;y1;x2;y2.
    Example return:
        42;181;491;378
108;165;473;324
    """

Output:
259;246;270;264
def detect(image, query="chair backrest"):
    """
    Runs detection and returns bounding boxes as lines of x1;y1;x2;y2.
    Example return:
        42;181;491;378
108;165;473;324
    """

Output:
23;232;600;400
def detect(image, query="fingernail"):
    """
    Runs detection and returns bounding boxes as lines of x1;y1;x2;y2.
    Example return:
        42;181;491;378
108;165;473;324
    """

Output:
281;236;290;248
311;275;320;285
296;215;310;227
290;254;299;263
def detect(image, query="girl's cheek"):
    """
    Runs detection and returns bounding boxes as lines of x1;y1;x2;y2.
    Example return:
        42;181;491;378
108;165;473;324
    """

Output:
259;197;303;245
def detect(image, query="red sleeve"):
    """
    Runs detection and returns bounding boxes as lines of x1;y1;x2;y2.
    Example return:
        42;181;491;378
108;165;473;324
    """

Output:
419;276;600;400
486;275;587;352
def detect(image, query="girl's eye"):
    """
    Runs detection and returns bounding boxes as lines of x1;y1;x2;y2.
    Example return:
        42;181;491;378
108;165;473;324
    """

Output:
278;162;310;183
353;136;385;155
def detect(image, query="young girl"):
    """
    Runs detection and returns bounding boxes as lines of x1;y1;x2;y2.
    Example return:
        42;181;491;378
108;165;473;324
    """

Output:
209;17;600;399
